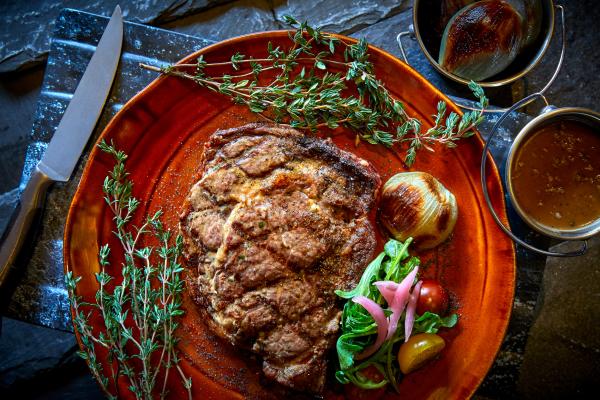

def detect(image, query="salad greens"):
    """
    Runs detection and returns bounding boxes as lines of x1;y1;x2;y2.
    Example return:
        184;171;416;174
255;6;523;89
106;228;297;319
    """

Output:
335;238;458;392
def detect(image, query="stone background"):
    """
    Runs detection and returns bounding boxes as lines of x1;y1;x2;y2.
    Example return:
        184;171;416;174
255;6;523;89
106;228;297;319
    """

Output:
1;1;599;399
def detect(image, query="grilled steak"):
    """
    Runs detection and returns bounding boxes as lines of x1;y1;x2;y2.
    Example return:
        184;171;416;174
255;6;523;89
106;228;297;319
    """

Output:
180;123;380;393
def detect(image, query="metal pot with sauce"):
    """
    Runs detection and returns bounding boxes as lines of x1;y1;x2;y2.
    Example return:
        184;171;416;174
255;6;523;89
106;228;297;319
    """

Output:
482;99;600;257
506;108;600;241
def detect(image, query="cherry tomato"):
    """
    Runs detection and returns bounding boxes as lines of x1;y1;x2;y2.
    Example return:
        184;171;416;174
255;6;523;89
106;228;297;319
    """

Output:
416;279;449;315
397;333;445;374
344;365;387;400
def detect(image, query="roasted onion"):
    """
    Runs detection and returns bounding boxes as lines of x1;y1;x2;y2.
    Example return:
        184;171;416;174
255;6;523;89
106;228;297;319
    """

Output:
379;172;458;250
438;0;524;81
438;0;543;81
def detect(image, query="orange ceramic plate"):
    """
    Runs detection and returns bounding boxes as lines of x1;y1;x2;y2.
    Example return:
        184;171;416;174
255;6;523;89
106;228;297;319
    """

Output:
64;31;515;399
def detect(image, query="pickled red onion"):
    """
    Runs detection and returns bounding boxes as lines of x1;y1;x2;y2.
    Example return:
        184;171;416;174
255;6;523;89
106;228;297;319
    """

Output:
373;281;398;306
352;296;389;360
384;266;419;340
404;280;423;342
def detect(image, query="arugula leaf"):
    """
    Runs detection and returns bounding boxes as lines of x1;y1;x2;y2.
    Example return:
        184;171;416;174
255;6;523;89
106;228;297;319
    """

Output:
337;327;376;369
413;312;458;334
382;238;413;282
383;239;405;259
336;296;381;369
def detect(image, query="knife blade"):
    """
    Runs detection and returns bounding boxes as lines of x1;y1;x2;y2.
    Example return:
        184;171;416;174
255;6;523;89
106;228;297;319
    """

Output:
0;6;123;287
40;7;123;181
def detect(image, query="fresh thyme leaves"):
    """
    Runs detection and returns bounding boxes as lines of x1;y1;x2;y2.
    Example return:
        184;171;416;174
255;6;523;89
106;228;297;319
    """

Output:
65;140;192;400
140;16;487;166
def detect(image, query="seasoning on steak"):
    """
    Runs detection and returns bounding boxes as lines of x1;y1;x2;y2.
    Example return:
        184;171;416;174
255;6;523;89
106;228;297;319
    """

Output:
180;123;381;393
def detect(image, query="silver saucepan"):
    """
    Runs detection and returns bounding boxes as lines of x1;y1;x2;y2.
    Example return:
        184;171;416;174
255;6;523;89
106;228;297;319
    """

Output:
482;100;599;257
397;0;557;88
505;107;600;241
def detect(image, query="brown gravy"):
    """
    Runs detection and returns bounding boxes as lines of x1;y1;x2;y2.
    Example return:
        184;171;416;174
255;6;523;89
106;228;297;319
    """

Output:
510;119;600;230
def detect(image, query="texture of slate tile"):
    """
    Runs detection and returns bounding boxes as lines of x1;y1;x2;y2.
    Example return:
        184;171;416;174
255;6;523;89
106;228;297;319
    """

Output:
272;0;411;34
0;317;104;399
516;237;600;399
0;0;230;73
0;67;45;147
163;0;278;40
0;317;75;387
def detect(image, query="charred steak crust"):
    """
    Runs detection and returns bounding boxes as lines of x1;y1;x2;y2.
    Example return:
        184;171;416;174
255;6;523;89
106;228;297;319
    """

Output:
180;123;381;393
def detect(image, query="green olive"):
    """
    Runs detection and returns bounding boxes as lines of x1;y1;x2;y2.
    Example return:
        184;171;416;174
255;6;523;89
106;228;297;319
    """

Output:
397;333;445;374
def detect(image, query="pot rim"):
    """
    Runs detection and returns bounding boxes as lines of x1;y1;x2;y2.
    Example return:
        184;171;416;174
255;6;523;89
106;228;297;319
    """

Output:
505;107;600;240
412;0;556;88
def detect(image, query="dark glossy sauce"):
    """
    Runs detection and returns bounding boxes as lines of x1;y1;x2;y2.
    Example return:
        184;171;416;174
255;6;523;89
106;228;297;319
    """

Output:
511;120;600;230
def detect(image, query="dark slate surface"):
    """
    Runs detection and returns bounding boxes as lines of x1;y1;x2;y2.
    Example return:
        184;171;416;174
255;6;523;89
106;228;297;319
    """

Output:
272;0;411;34
163;0;280;38
517;237;600;398
0;1;599;399
0;317;103;399
0;0;229;73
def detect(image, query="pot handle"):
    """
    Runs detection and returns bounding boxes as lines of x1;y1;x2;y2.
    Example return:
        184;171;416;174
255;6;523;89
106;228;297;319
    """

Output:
480;92;588;258
397;5;568;115
396;26;414;66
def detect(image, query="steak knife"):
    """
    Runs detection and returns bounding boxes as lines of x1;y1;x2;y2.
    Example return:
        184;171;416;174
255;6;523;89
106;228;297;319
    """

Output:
0;6;123;287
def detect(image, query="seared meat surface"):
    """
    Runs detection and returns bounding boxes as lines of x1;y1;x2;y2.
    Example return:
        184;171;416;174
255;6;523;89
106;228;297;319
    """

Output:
180;123;380;393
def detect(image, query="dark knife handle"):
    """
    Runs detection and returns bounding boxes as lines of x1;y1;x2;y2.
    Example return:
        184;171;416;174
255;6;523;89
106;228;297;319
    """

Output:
0;167;52;288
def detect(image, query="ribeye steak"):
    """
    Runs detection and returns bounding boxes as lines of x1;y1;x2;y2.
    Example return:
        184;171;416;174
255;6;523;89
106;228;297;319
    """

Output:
180;123;380;393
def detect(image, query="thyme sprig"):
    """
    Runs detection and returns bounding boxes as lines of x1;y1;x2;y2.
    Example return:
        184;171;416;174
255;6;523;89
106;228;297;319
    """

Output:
140;15;487;166
65;140;192;400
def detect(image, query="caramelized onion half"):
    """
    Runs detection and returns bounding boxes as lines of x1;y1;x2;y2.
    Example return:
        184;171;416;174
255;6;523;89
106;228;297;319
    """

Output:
379;172;458;250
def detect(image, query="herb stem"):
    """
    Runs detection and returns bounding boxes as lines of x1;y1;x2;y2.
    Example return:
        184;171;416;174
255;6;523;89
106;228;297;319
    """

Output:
66;141;191;399
211;66;278;80
169;58;273;68
141;17;487;166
